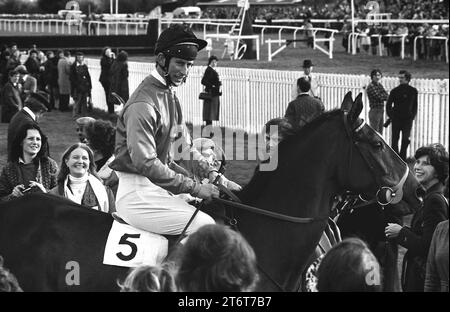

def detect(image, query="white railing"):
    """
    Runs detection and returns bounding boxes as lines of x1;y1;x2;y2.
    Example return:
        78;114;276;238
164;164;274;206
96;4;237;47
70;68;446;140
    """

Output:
413;36;449;63
85;58;449;157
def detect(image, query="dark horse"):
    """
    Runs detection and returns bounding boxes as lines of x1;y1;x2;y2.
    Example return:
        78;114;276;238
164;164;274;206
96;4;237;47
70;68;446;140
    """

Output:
0;92;422;291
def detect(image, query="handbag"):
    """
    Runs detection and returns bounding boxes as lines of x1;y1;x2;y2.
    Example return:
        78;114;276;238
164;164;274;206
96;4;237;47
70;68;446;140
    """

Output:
199;91;212;100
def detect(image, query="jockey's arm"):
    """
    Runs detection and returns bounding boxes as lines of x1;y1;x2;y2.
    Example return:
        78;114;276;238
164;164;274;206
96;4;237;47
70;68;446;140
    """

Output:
176;125;242;191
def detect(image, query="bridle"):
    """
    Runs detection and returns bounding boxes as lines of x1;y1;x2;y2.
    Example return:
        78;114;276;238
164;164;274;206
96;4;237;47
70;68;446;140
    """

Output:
342;112;409;206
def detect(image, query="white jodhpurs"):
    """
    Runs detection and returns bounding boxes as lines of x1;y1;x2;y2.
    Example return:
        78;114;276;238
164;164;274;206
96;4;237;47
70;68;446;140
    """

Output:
115;172;215;236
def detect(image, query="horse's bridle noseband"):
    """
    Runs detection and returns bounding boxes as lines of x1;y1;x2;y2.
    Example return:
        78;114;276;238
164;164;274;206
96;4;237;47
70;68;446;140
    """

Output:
342;112;409;206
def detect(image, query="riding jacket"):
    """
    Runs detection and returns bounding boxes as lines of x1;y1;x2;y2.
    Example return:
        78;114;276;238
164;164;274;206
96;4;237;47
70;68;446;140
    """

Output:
110;70;215;197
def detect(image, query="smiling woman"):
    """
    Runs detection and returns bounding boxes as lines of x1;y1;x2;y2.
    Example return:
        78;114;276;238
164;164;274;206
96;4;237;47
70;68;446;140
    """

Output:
49;143;115;214
385;143;449;292
0;124;58;201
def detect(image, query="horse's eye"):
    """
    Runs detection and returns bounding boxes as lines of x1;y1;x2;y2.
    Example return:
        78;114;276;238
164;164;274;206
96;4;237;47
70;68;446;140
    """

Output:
373;141;383;149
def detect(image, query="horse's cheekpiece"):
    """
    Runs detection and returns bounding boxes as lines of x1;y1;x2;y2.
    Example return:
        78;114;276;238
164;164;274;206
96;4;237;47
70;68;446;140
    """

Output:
103;221;168;268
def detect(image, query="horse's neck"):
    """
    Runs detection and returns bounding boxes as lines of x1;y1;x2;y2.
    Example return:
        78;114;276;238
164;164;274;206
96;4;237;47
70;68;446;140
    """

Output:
242;129;340;217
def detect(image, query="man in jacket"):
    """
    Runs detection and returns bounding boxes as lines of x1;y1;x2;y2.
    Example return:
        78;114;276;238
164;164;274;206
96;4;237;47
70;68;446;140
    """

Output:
386;70;418;160
1;69;22;123
110;24;241;238
70;51;92;117
285;77;324;130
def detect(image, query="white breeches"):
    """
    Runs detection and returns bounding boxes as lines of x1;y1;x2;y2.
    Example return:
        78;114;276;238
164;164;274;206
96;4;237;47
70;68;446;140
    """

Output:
115;172;215;236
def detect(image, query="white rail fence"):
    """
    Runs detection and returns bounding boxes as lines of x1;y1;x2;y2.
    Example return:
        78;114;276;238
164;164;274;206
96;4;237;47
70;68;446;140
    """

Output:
86;58;449;157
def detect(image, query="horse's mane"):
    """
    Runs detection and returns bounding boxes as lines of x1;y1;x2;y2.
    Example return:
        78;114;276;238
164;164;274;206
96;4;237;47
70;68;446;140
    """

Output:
286;108;341;141
240;109;342;203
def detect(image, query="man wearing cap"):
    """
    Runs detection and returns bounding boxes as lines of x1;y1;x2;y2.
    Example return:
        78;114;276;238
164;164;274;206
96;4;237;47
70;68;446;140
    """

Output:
75;116;95;143
291;59;320;100
110;24;241;238
1;70;22;123
15;65;37;102
70;51;92;117
7;91;49;159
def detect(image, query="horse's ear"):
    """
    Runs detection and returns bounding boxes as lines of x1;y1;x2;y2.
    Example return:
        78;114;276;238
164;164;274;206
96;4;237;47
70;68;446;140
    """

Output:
348;93;364;123
340;91;353;112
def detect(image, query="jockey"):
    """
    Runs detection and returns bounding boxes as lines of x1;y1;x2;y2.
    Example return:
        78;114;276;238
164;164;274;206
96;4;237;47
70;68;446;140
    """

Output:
110;24;241;237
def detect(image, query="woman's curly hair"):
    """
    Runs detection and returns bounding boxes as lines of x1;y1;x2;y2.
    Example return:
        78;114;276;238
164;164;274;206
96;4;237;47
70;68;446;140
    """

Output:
85;119;116;159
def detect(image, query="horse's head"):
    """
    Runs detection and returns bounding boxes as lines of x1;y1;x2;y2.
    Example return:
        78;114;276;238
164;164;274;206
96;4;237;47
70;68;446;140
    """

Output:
338;91;422;212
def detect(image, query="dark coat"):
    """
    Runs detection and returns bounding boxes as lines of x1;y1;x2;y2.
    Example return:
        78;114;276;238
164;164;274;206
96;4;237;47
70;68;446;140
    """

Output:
99;56;114;85
386;84;418;121
284;94;325;129
1;81;22;123
201;66;221;121
43;57;59;87
70;62;92;95
24;57;40;79
110;60;129;102
397;182;448;292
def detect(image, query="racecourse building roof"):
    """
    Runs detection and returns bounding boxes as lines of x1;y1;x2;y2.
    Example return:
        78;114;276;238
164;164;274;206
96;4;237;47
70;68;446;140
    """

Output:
197;0;302;6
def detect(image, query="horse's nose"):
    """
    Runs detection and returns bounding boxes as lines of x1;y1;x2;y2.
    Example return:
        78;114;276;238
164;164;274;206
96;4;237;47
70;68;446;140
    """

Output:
416;185;426;199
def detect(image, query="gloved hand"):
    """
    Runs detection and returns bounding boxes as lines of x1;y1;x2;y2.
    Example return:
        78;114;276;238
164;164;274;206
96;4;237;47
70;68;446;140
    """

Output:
195;183;219;201
221;177;242;192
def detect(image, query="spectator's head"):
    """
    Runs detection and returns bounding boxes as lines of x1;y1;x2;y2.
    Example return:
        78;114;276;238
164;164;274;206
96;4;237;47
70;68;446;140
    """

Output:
75;117;96;143
263;117;294;153
12;49;20;59
398;70;411;84
303;59;314;75
24;91;49;120
297;77;311;93
370;69;382;83
58;143;97;183
208;55;218;67
154;24;207;87
317;238;381;292
85;119;116;159
414;143;449;188
8;69;20;84
45;50;55;59
102;46;112;58
64;50;71;58
117;50;128;62
14;65;29;80
175;224;259;292
10;124;48;163
9;42;17;52
29;49;38;59
0;255;22;292
75;51;84;63
118;264;176;292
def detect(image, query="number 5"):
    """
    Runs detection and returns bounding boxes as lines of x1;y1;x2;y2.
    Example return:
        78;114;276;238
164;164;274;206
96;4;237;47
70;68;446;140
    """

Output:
116;233;140;261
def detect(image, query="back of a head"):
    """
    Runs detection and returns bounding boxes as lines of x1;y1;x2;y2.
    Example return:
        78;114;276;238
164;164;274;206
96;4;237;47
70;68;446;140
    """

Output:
176;224;258;292
85;119;116;157
317;238;381;292
297;77;311;93
118;264;176;292
117;50;128;62
0;256;22;292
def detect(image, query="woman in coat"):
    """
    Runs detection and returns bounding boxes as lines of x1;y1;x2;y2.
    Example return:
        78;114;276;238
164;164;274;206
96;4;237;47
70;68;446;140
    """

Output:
50;143;115;213
99;47;115;114
0;124;58;201
57;50;72;112
201;55;221;134
385;143;449;292
110;50;129;104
